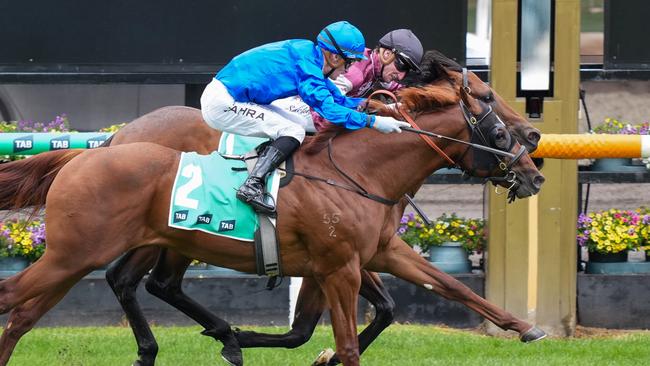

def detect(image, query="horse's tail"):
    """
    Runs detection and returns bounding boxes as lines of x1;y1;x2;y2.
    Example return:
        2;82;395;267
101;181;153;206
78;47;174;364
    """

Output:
0;150;85;211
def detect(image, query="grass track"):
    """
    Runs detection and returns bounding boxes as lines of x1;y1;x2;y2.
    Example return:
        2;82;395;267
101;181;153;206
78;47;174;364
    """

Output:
8;324;650;365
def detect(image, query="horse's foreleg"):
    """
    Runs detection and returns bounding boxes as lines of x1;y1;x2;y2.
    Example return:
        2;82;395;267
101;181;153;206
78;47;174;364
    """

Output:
370;236;546;341
318;262;362;366
235;276;325;348
0;291;66;366
144;249;242;366
106;247;161;366
326;270;395;366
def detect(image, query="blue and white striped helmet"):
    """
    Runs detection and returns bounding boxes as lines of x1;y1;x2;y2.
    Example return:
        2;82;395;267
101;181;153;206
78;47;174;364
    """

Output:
317;21;366;60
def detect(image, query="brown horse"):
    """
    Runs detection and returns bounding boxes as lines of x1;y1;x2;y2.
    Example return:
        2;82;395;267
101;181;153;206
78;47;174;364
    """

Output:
0;85;543;366
0;53;545;366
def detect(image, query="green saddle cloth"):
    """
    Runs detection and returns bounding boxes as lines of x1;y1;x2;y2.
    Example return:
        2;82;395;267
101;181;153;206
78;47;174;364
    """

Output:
168;133;279;241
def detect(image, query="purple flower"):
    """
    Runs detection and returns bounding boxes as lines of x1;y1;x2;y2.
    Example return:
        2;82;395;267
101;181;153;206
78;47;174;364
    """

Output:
13;115;69;132
28;223;46;245
642;215;650;225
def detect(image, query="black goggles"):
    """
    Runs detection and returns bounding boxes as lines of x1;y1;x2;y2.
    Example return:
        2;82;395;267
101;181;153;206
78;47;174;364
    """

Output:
392;50;419;73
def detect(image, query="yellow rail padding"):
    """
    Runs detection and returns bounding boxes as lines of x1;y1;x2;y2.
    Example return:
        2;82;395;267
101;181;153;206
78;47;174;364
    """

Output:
531;134;650;159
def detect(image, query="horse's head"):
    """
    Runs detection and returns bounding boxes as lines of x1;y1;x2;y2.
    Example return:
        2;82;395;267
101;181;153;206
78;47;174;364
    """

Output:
454;72;541;153
454;87;545;200
405;50;542;155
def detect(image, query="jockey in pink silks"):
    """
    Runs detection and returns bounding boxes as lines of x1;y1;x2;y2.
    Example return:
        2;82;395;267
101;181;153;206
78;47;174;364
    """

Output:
271;28;424;132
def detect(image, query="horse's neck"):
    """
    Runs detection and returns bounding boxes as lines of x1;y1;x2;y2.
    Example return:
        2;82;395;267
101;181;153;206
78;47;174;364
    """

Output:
297;108;465;203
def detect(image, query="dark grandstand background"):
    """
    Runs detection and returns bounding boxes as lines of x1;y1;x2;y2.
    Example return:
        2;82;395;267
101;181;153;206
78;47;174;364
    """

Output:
0;0;466;78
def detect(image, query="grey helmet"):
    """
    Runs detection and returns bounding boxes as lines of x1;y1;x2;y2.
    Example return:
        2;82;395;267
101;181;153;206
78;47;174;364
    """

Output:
378;29;424;73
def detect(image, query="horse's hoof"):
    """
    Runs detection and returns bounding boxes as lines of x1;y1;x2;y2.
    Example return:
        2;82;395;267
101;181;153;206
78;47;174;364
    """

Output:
326;355;342;366
520;326;547;343
221;346;243;366
311;348;335;366
132;356;155;366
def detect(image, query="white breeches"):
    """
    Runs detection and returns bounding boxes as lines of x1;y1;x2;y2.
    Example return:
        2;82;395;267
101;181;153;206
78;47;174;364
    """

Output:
200;79;315;143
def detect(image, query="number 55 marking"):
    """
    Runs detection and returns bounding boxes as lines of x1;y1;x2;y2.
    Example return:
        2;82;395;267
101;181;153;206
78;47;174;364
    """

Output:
323;213;341;237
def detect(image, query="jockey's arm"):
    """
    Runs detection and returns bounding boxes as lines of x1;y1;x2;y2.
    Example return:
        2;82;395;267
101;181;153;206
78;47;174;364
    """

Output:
325;78;364;109
296;63;373;130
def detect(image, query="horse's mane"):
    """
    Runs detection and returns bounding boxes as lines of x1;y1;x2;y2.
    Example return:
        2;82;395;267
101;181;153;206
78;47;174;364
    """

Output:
303;84;458;154
396;84;459;114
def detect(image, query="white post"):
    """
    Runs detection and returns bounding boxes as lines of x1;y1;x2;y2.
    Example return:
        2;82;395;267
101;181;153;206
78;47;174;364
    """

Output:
476;0;492;41
288;277;303;325
467;0;492;61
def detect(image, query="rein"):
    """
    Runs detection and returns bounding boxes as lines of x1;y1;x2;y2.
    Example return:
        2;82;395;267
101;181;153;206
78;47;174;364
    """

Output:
401;123;525;162
368;90;524;162
367;89;527;199
280;140;399;206
368;90;455;166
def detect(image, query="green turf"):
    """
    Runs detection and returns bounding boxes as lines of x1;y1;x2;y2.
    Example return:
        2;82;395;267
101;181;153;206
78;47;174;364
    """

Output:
8;324;650;365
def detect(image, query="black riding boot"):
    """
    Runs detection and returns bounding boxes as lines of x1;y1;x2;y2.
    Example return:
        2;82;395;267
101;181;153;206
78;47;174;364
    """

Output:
236;137;299;215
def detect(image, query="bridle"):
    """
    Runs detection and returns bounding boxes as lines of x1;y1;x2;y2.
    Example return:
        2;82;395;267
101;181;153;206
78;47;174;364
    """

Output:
461;67;472;95
459;67;530;197
367;89;527;197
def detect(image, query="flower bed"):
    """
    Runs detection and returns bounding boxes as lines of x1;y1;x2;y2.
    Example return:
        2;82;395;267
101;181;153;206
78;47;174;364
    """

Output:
0;219;46;264
592;118;649;135
398;213;486;253
577;208;650;255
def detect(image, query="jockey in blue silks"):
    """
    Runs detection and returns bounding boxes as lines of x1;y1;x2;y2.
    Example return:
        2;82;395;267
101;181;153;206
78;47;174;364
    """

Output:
201;20;409;215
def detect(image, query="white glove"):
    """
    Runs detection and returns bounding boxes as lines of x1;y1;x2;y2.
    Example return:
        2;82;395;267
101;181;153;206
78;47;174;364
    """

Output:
372;115;410;134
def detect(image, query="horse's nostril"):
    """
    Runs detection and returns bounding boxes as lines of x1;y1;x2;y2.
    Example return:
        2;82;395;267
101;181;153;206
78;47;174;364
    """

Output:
533;175;545;189
528;130;541;145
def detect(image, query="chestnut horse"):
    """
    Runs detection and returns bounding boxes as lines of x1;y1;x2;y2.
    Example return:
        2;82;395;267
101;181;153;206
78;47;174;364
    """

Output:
0;85;543;366
0;53;546;366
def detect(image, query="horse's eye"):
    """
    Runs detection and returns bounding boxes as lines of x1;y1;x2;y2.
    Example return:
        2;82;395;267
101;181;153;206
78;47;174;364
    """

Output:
482;94;493;103
494;131;510;149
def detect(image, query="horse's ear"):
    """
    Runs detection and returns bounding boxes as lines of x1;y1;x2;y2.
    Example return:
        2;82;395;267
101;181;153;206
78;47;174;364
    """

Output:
433;63;450;80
